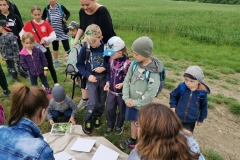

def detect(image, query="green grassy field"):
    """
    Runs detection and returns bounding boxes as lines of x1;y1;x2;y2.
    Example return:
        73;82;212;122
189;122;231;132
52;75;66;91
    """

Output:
1;0;240;159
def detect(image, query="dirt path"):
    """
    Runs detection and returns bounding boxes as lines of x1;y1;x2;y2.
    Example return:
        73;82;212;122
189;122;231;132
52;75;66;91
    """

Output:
153;88;240;160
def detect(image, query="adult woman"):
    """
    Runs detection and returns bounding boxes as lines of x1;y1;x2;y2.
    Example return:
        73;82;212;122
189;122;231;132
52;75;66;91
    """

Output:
128;103;205;160
0;83;54;159
42;0;70;67
73;0;116;109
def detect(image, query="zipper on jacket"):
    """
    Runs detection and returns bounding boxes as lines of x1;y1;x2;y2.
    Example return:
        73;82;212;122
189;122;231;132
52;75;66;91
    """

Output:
184;91;193;122
31;55;39;75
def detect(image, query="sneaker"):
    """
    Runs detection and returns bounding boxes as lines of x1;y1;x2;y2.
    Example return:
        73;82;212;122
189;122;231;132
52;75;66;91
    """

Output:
94;117;102;129
83;122;92;134
77;99;88;110
104;128;113;136
54;60;59;67
54;83;60;87
119;138;137;150
42;84;45;89
3;89;11;97
115;127;123;135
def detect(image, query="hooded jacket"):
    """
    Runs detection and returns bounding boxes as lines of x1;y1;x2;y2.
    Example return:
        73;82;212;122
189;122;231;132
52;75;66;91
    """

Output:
0;32;19;60
106;55;131;94
169;82;211;123
122;56;163;110
19;47;48;76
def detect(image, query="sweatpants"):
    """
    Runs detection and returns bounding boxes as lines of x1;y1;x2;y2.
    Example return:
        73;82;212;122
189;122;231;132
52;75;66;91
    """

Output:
106;91;126;129
5;60;28;80
29;73;50;93
0;65;8;90
45;48;58;83
84;74;107;122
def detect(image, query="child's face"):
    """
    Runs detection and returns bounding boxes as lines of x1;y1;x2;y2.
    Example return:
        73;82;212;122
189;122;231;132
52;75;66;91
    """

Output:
88;36;103;48
23;38;34;50
184;77;199;91
0;1;9;13
69;28;78;37
49;0;57;5
110;51;123;60
133;51;146;62
31;10;42;23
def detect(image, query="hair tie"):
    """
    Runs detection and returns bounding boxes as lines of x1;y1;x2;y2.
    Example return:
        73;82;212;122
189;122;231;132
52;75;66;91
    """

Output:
26;86;30;93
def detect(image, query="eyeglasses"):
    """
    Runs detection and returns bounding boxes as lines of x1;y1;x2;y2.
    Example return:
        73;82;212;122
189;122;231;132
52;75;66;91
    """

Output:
134;121;139;127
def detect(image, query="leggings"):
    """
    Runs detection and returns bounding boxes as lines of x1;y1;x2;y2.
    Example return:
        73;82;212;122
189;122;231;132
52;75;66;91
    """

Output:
45;48;58;83
52;39;70;52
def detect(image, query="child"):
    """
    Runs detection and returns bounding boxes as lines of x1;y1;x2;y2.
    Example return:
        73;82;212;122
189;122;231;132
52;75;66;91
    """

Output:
0;20;28;82
0;64;10;97
0;0;23;49
68;21;80;48
120;36;164;149
19;6;60;87
169;66;210;132
103;36;131;136
19;32;51;96
47;86;77;125
0;83;54;159
76;24;108;134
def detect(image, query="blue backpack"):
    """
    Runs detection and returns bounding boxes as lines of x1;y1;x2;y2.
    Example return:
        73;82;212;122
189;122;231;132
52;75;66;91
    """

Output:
132;60;166;97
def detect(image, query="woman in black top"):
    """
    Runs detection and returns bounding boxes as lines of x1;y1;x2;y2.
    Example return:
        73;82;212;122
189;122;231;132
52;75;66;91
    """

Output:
72;0;116;46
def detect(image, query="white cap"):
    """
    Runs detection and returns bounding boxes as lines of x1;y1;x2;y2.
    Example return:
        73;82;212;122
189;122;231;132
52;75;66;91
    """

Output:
104;36;125;56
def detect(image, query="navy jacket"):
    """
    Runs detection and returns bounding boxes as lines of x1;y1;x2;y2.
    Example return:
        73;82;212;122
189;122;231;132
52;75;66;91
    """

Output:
169;82;210;123
76;41;108;79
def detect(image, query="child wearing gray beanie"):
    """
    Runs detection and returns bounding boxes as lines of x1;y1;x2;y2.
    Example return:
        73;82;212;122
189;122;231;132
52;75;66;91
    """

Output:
120;36;164;150
169;66;211;132
46;86;78;126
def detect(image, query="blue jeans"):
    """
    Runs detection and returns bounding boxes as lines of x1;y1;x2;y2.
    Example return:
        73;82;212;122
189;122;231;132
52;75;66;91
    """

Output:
51;108;72;122
29;73;49;89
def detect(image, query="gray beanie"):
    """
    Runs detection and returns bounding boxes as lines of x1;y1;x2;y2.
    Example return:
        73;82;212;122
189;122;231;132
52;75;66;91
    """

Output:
132;36;153;57
184;66;204;82
52;86;66;102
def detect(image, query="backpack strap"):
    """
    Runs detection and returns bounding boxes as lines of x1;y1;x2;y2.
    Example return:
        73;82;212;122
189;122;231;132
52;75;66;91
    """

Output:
132;60;138;73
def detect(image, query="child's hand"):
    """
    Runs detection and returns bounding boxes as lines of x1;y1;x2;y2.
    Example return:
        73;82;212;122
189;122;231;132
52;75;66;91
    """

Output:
62;18;66;22
49;120;54;125
44;71;48;76
14;59;18;62
197;122;202;126
64;53;68;59
2;57;5;61
115;83;123;89
126;99;133;107
88;75;97;82
92;67;105;73
40;39;46;45
104;83;109;91
46;18;49;22
69;117;76;125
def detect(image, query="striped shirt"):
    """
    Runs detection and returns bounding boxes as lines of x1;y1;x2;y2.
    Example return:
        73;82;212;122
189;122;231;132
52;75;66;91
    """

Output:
48;5;68;41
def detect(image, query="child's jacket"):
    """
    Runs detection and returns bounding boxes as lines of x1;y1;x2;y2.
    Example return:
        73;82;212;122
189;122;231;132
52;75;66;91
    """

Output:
106;56;130;94
19;47;48;76
0;32;19;61
76;40;108;79
122;56;163;110
169;82;210;123
46;96;78;120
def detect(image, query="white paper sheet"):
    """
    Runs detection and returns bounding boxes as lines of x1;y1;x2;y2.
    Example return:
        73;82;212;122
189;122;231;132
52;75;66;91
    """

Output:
54;151;75;160
91;144;119;160
70;138;96;152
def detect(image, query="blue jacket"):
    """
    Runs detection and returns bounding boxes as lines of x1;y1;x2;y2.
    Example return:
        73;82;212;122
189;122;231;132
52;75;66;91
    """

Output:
106;56;130;94
0;117;54;160
169;82;210;123
76;41;108;79
128;132;205;160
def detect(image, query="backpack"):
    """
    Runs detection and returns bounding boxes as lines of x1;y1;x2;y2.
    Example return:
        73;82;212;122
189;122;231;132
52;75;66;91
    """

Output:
132;60;166;97
109;58;131;75
65;44;81;76
0;104;5;125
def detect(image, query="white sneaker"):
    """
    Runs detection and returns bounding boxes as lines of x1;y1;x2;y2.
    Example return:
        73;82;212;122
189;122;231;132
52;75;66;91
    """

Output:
54;83;60;87
77;99;88;110
42;84;45;89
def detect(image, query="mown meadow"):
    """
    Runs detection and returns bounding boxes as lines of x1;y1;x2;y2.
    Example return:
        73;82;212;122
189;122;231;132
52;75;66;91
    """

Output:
1;0;240;159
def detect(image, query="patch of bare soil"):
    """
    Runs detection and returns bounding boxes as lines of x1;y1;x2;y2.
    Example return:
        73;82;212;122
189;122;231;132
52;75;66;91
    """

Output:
153;72;240;160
